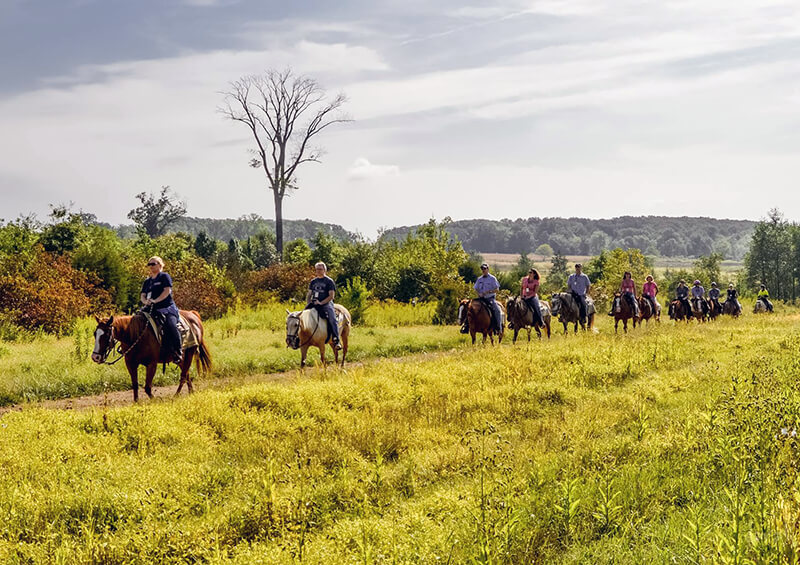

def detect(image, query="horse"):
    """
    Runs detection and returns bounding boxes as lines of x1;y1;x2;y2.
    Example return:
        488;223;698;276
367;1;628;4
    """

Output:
286;304;351;367
610;292;637;333
506;296;551;342
690;297;708;322
458;298;505;344
668;299;691;322
722;299;741;317
638;296;661;324
549;293;595;334
91;311;212;402
707;298;722;320
753;299;769;314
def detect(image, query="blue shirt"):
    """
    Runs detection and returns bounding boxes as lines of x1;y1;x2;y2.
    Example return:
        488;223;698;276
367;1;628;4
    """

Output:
567;273;591;296
474;274;500;300
141;272;175;310
691;286;705;298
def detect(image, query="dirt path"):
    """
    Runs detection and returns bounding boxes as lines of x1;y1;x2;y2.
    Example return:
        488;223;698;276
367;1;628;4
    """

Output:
0;350;454;415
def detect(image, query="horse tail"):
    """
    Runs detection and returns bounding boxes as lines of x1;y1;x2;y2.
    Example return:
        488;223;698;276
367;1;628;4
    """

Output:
196;339;212;375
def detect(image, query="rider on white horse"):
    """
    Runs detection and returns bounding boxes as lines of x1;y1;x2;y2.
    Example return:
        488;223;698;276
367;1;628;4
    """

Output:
306;262;342;350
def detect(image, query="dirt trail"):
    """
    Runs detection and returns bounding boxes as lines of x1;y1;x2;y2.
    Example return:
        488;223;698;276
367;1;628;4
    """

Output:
0;350;454;415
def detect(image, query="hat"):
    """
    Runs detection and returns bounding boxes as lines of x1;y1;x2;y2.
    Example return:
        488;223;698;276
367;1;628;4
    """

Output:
679;279;686;284
711;282;717;287
693;280;701;285
729;283;734;288
646;275;653;281
480;263;489;269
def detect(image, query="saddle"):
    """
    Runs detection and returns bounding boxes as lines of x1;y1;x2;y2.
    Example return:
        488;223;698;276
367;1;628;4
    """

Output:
140;311;198;350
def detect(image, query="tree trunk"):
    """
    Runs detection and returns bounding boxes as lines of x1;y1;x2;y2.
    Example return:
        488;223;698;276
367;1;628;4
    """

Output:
273;188;284;259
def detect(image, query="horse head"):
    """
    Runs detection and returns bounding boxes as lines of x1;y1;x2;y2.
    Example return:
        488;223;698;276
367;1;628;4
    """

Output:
91;315;115;364
458;299;470;325
285;311;302;349
549;294;562;316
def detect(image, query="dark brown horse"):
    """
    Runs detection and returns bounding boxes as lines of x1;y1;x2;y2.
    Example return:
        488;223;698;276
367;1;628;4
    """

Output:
722;299;741;317
91;311;212;401
549;293;595;334
668;299;691;322
458;298;505;344
610;292;637;333
506;296;551;342
638;296;661;324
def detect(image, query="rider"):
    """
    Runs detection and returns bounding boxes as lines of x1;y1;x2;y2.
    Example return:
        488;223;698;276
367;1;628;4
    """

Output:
618;271;639;317
306;262;342;350
642;275;658;315
520;268;543;327
676;279;691;316
726;283;741;313
757;284;774;312
567;263;591;325
691;280;708;315
475;263;503;333
141;256;182;364
708;282;722;314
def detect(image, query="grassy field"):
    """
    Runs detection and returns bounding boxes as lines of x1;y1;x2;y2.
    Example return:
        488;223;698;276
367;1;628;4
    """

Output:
0;301;452;406
1;309;799;562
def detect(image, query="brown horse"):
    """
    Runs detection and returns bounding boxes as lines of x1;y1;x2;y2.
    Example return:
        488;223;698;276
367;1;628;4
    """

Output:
506;296;551;342
668;299;691;322
91;311;212;401
690;297;708;322
286;304;351;367
458;299;505;344
610;292;638;333
549;293;595;334
638;296;661;324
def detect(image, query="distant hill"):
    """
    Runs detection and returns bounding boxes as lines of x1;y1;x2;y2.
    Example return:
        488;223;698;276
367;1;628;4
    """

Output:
381;216;756;259
116;215;356;243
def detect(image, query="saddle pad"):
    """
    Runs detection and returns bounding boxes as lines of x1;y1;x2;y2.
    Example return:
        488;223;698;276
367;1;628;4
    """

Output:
140;311;198;350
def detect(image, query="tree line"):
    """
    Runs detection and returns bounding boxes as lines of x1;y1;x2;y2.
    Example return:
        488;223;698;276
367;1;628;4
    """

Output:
383;216;755;259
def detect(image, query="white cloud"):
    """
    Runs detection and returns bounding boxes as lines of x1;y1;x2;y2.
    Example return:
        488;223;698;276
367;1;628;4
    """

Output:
347;157;400;180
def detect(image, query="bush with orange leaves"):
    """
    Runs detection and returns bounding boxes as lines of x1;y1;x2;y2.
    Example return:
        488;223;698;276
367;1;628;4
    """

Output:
0;246;112;334
168;255;234;319
241;263;314;303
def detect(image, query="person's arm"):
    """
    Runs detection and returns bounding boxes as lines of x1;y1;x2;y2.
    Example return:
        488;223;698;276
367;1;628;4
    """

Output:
140;293;148;305
317;289;335;305
151;287;172;304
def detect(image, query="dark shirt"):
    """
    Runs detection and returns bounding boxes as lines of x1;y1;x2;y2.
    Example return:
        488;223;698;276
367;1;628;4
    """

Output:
676;286;689;300
709;288;720;300
727;289;738;300
141;272;175;310
309;276;336;303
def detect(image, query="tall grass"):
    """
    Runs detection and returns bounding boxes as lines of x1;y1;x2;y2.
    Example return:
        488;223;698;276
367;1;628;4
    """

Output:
0;312;799;562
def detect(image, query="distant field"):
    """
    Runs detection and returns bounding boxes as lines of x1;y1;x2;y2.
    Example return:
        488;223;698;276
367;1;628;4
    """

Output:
483;253;744;277
1;309;798;562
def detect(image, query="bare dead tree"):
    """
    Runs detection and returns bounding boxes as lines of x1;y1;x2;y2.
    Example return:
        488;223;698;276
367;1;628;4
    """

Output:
220;68;350;257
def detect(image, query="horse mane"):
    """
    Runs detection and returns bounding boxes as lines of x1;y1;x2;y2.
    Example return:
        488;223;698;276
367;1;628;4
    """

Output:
112;314;148;344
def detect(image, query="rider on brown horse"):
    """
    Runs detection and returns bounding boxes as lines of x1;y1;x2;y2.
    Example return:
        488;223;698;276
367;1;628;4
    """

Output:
567;264;591;326
610;271;639;318
520;268;543;327
642;275;658;315
676;280;691;318
141;256;182;363
473;263;503;334
708;282;722;315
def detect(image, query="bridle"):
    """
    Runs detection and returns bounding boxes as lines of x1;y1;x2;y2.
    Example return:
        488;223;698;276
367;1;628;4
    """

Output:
286;310;322;350
97;315;150;365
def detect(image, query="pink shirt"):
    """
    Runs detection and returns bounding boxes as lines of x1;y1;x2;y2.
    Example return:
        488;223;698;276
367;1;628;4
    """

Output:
521;276;539;299
643;281;658;297
621;278;636;294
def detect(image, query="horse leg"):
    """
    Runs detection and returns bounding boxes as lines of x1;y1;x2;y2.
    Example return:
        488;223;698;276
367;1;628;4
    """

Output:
512;327;519;344
126;359;139;402
471;330;476;345
176;348;195;396
319;345;326;366
615;319;619;334
300;346;309;368
144;363;157;399
340;331;348;368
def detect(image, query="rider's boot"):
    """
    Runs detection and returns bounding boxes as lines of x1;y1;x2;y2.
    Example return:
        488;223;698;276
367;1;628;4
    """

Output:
332;336;343;351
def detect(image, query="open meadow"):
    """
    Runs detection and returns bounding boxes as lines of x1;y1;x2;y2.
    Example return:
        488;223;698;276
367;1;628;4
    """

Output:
1;306;799;563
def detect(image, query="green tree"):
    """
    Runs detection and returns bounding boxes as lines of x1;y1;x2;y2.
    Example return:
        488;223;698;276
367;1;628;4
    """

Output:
534;243;554;258
73;225;129;309
127;186;187;237
283;239;312;265
310;231;343;269
40;205;87;255
194;231;218;262
692;253;722;288
245;228;279;269
545;252;569;292
744;209;793;300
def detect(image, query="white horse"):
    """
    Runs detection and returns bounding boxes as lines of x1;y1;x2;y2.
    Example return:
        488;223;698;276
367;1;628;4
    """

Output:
286;304;351;367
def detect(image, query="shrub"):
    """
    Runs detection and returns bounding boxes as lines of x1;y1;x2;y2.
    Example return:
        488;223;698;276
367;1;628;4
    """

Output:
336;276;371;324
242;264;314;303
170;255;234;318
0;247;111;334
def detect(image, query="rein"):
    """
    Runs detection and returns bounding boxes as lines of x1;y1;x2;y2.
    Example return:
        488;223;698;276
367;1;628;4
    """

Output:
288;309;323;349
102;315;151;365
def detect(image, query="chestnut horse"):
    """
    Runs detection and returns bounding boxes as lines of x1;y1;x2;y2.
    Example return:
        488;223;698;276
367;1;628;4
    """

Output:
506;296;551;342
638;296;661;324
458;299;505;344
668;300;691;322
285;304;351;367
610;292;637;333
91;311;212;401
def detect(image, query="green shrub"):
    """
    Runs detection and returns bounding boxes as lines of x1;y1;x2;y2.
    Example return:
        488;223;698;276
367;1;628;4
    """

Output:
337;277;371;325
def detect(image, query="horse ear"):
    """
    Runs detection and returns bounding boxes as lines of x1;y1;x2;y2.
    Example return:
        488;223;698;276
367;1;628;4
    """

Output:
285;309;291;315
108;316;114;326
94;315;101;324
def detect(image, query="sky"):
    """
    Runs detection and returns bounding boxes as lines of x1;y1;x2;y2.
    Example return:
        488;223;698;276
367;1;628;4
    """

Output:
1;0;800;236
